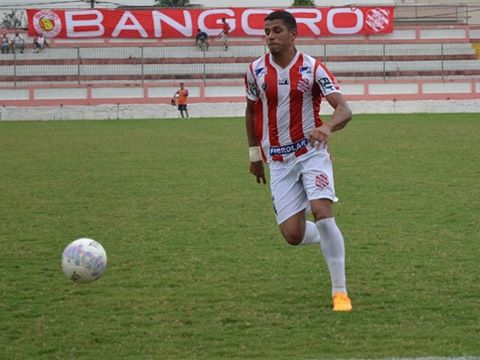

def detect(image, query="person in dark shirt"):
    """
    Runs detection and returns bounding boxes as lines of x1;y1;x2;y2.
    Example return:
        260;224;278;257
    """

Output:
195;29;209;51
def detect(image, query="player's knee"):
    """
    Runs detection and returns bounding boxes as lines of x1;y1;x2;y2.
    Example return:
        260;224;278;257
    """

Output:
279;214;306;246
311;199;333;221
313;211;331;222
281;229;304;246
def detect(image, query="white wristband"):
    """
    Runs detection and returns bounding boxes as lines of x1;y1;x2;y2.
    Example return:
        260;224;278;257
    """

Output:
249;146;262;162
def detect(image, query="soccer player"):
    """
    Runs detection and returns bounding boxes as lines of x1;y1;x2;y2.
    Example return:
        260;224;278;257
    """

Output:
173;82;189;119
245;10;353;312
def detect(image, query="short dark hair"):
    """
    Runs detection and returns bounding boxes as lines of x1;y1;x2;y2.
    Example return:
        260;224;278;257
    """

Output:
265;10;297;31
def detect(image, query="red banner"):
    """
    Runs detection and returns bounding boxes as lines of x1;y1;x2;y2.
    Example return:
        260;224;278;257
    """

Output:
27;7;394;39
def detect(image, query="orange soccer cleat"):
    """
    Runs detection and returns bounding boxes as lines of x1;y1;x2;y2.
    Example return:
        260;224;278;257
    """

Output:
332;292;352;312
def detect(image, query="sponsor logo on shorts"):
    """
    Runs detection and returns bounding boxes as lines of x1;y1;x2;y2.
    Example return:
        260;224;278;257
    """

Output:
269;138;308;156
271;196;277;215
315;172;329;189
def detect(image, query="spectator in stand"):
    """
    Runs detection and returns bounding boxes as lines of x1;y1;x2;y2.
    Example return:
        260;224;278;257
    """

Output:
34;33;47;53
219;18;231;51
195;29;209;51
1;32;10;54
12;31;25;54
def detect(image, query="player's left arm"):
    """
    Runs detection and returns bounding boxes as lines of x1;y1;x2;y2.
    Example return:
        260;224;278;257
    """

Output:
325;92;352;132
309;92;352;144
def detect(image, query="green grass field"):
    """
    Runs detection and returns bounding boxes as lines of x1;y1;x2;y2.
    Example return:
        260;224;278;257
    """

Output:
0;114;479;359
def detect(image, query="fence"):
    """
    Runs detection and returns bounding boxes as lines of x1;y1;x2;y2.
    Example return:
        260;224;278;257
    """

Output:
395;5;475;25
1;41;479;87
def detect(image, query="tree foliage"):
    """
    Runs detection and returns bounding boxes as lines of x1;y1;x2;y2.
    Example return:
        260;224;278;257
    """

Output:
292;0;315;6
153;0;191;7
0;10;25;29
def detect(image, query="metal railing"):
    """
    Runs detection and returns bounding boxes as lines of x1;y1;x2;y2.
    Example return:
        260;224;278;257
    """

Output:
1;41;479;87
394;5;477;25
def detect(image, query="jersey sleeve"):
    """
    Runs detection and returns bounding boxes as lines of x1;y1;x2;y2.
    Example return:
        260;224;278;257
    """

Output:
315;62;341;97
245;64;259;102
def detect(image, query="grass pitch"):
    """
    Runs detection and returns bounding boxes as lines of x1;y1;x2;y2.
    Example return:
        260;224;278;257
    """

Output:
0;114;479;359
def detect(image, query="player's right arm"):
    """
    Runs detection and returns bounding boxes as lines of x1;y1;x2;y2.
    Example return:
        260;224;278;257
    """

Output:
245;99;266;184
245;66;266;184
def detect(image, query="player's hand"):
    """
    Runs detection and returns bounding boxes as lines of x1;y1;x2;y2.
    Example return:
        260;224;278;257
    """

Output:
249;161;266;184
308;123;332;147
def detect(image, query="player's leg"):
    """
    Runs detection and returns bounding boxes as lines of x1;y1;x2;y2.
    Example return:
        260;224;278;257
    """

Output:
184;106;189;118
222;35;228;50
303;151;352;311
311;200;348;292
279;212;321;246
272;163;319;246
314;209;351;311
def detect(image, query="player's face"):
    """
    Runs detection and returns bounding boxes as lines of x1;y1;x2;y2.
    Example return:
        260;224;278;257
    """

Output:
264;19;296;55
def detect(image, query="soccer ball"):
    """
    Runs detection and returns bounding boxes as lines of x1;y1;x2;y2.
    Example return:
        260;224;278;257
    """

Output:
61;238;107;283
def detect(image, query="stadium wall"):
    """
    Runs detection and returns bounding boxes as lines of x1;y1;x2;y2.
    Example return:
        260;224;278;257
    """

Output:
0;78;479;120
1;21;479;120
1;100;480;121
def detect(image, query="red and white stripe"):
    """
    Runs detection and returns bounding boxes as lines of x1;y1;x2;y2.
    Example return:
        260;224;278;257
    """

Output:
246;51;340;163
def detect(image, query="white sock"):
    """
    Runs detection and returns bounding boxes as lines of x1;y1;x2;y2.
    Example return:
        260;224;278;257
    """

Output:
316;217;347;296
299;221;321;245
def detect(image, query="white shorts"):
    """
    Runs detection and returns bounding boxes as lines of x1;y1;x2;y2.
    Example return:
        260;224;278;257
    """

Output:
269;148;336;224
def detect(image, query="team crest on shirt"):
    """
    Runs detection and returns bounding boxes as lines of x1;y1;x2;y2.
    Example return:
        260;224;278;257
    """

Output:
297;78;311;93
278;78;289;85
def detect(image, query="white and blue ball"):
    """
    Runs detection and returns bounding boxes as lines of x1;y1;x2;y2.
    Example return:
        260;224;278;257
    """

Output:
61;238;107;283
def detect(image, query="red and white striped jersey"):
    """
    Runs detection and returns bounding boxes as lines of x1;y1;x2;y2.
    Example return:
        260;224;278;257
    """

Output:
245;51;341;163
